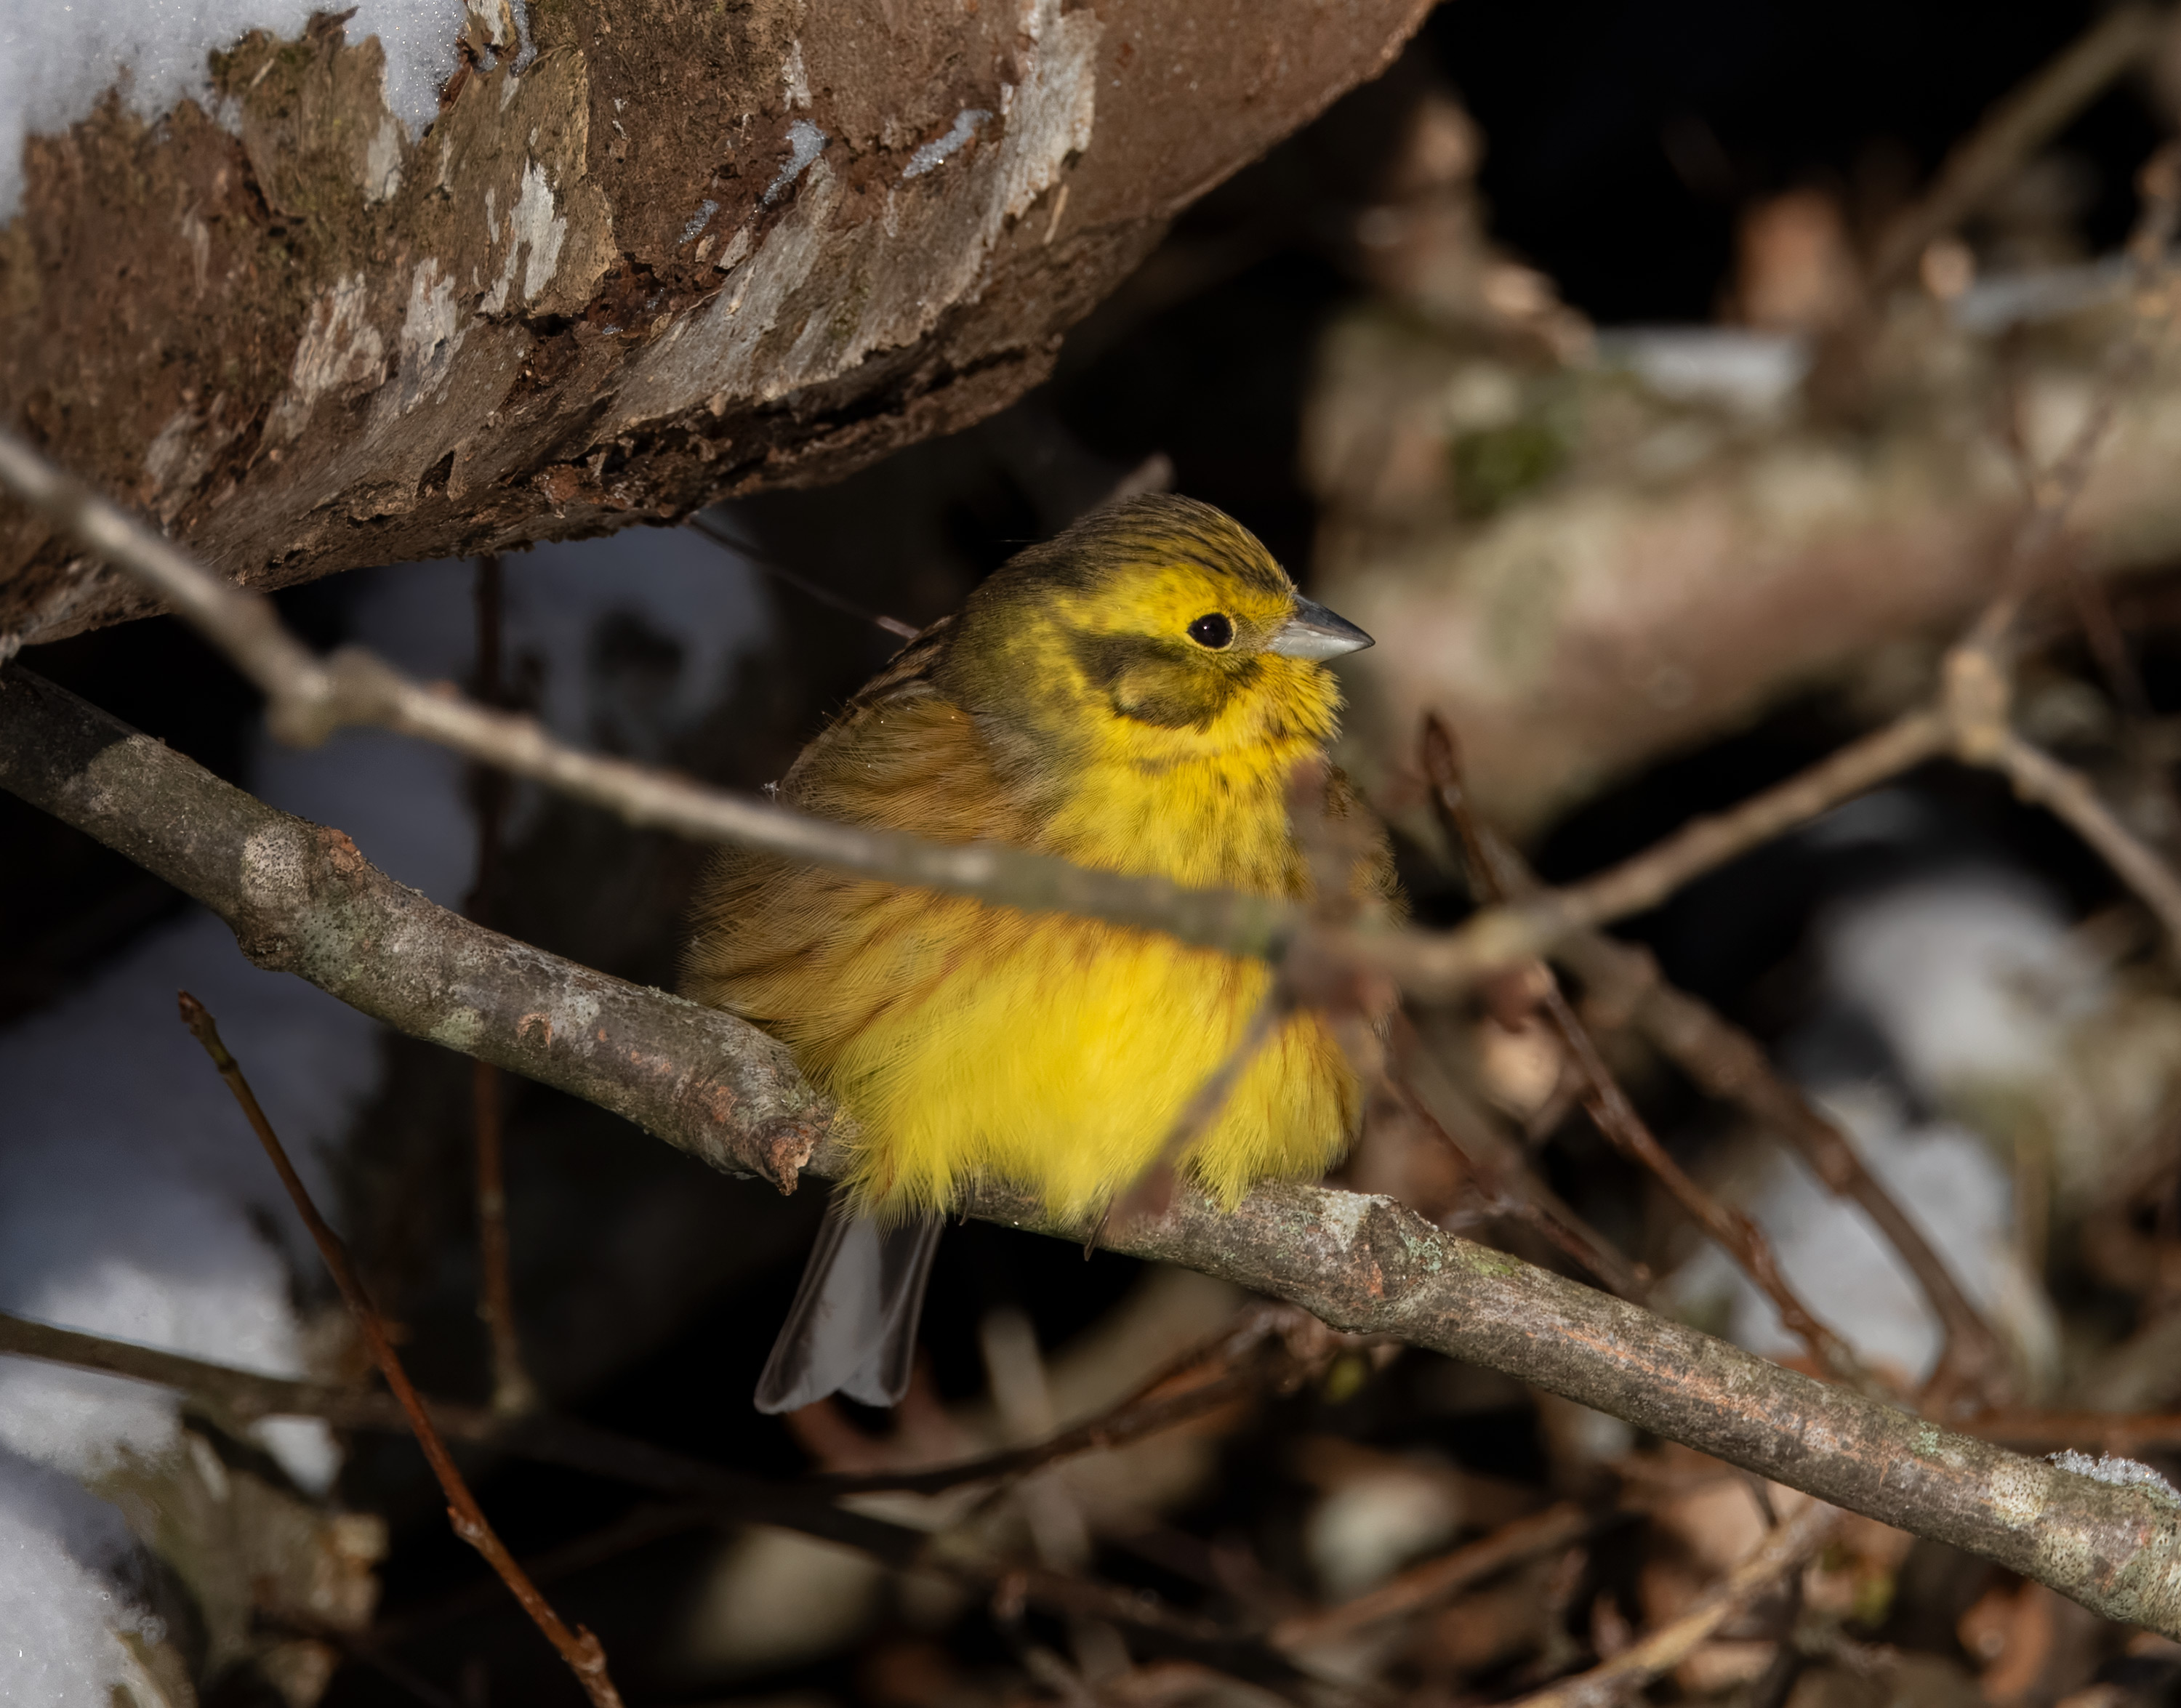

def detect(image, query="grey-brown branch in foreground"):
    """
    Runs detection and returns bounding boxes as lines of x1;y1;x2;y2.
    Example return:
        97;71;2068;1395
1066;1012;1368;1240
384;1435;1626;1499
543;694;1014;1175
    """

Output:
4;671;2180;1635
0;428;1969;999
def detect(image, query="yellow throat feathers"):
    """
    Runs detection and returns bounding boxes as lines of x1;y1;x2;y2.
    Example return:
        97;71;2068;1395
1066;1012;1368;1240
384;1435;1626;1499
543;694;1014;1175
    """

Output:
683;494;1386;1220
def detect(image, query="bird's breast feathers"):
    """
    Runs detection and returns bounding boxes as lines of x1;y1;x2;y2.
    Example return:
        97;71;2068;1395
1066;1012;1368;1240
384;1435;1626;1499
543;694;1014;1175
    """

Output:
685;672;1363;1218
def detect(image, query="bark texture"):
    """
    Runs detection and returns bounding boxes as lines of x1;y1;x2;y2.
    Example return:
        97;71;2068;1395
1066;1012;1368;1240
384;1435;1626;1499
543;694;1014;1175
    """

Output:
0;0;1430;645
7;659;2181;1636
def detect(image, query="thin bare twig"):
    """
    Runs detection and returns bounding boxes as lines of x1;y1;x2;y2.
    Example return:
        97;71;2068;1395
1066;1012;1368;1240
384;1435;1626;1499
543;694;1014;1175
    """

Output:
1269;1502;1594;1652
687;512;920;640
0;1300;1295;1534
1551;985;1881;1393
1523;711;1951;933
466;554;537;1419
1556;930;2014;1409
174;993;626;1708
1987;728;2181;943
811;1302;1314;1497
355;1506;713;1654
1389;1017;1652;1300
1423;719;1880;1394
1505;1499;1839;1708
1959;143;2181;656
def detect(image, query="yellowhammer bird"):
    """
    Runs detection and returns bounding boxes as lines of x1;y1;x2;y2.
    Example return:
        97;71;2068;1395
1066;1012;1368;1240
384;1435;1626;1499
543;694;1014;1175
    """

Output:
683;494;1386;1412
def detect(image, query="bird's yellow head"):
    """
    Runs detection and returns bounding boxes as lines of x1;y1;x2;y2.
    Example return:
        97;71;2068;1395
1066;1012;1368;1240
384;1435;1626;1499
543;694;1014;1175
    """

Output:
938;494;1373;773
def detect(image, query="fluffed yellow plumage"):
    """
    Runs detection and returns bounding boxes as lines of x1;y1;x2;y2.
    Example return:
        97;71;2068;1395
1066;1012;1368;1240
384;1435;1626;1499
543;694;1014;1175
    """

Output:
682;494;1389;1410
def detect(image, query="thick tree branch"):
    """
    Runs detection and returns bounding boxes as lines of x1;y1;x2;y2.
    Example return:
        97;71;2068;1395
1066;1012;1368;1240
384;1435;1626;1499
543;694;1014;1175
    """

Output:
7;673;2180;1635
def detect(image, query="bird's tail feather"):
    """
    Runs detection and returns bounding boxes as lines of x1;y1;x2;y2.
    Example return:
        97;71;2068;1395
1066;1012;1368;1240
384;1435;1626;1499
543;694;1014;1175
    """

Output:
754;1194;943;1414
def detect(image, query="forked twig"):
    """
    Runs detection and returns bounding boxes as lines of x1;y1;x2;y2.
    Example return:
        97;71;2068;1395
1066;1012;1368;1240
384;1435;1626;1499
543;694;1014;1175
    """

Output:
465;554;537;1418
174;993;626;1708
1422;720;1880;1394
1926;146;2181;960
1958;143;2181;657
1389;1017;1652;1300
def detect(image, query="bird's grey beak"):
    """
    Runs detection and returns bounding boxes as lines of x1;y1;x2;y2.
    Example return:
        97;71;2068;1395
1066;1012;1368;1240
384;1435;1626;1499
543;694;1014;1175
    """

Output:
1268;596;1374;661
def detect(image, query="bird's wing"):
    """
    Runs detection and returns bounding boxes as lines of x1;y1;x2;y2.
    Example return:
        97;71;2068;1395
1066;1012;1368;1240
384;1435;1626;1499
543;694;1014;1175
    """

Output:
776;613;957;794
681;611;1034;1046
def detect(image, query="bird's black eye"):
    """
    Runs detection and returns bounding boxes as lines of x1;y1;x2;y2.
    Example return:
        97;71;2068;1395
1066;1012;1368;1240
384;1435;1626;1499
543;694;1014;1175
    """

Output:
1187;613;1234;650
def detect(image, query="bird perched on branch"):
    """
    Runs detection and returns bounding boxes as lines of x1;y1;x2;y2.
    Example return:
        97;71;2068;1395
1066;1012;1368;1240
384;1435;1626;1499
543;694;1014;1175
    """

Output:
684;494;1386;1412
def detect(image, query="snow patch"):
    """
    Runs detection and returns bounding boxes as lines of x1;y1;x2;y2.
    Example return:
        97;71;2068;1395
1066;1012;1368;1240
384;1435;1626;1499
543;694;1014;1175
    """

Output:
680;199;721;244
1666;1084;2055;1384
904;109;991;179
0;1;511;220
2049;1450;2181;1506
1823;870;2101;1098
1595;328;1813;416
766;120;828;206
0;1452;169;1707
